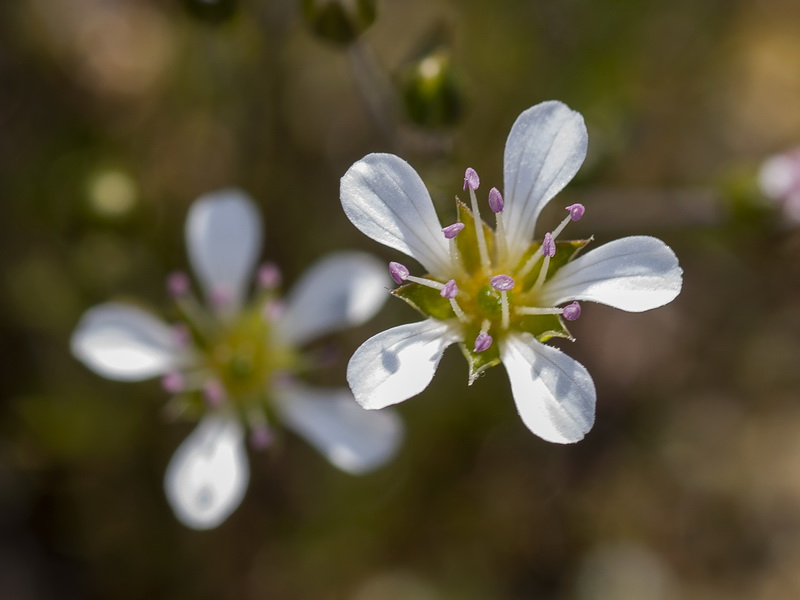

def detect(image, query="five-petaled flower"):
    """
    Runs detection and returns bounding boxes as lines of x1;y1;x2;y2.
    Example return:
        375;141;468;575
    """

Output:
340;100;683;444
71;189;402;529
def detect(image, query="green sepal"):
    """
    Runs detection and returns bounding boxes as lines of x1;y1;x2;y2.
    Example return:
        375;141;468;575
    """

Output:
459;335;501;385
516;238;592;291
392;282;453;320
517;313;572;342
455;200;495;274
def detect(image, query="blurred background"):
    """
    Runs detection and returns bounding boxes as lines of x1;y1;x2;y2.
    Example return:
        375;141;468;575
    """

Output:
2;0;800;598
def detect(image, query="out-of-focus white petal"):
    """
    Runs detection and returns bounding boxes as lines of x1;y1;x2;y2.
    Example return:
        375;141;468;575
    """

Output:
503;101;588;258
276;383;403;474
185;189;262;312
278;252;390;346
340;153;452;278
500;333;595;444
71;303;184;381
164;414;249;530
347;319;459;410
759;151;800;200
540;236;683;312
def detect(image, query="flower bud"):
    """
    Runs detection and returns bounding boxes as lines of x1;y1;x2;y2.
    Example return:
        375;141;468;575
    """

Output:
402;51;465;129
302;0;377;45
183;0;238;23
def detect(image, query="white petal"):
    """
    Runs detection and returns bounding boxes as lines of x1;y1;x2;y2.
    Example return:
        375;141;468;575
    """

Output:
759;152;799;200
71;303;184;381
347;319;460;410
503;101;588;258
276;383;403;474
540;236;683;312
278;252;390;346
164;414;249;530
185;189;262;311
500;333;596;443
340;153;452;278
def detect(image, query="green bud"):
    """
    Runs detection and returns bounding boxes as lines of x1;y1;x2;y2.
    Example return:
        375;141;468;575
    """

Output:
302;0;377;45
183;0;238;24
401;51;465;129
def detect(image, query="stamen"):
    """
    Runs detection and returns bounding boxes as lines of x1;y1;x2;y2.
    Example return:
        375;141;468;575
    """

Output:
447;236;466;277
257;262;282;289
541;232;556;258
491;275;514;330
389;261;409;284
167;271;190;298
517;250;543;280
441;279;458;298
490;274;515;291
465;167;491;274
262;299;285;322
551;204;585;240
211;289;232;310
516;301;581;320
449;297;468;322
566;203;585;221
250;423;274;450
516;306;564;316
161;372;185;394
173;288;215;344
489;187;507;263
440;279;466;321
474;326;493;353
171;323;192;347
203;379;226;407
533;233;554;292
407;275;445;290
562;301;581;321
442;222;465;239
488;188;504;213
463;167;480;191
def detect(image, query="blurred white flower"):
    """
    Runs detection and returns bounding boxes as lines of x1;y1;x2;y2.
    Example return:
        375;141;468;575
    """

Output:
340;101;682;444
758;147;800;223
72;189;402;529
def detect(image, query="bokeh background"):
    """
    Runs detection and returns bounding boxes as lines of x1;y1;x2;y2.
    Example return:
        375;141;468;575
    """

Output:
2;0;800;598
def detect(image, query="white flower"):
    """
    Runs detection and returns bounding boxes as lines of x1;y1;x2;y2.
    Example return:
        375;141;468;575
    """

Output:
71;189;402;529
758;147;800;223
340;100;683;444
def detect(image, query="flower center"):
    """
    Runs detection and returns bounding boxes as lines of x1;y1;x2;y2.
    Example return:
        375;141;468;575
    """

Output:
162;266;299;442
207;306;292;400
390;167;586;362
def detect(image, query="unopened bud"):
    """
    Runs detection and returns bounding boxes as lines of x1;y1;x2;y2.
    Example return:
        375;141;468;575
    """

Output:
302;0;376;45
402;51;465;130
